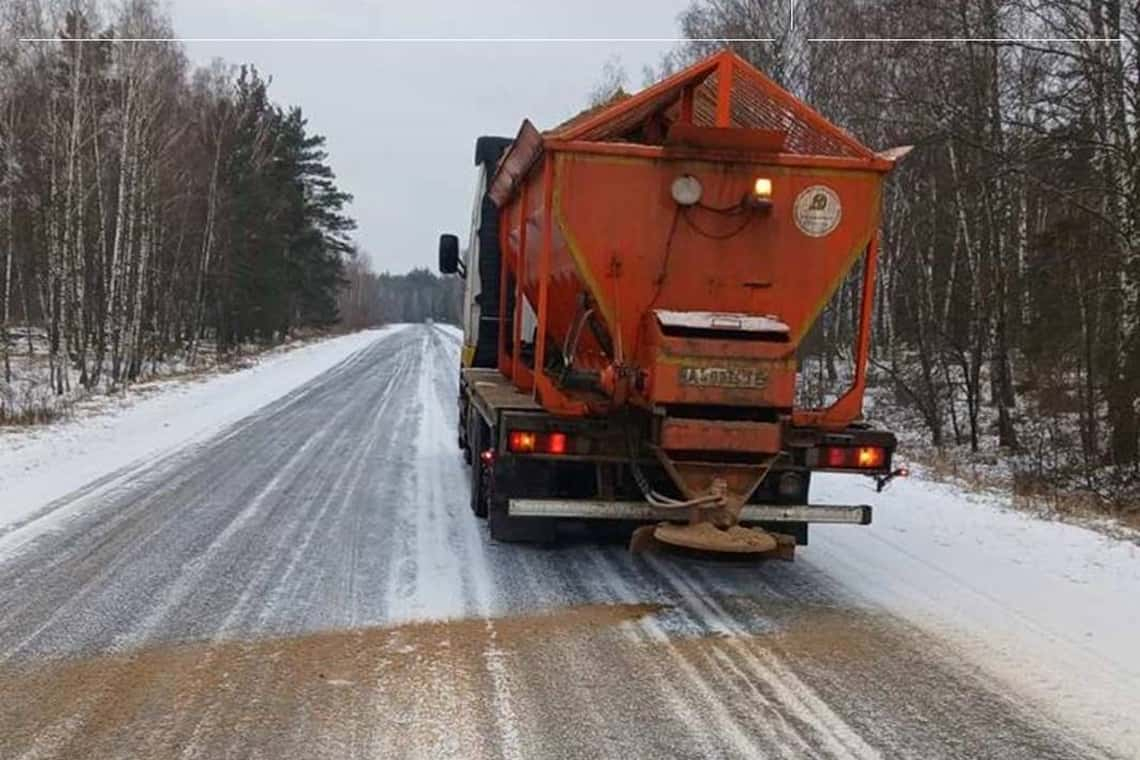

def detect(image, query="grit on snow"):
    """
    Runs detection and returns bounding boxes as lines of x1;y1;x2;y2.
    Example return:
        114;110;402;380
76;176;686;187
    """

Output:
0;323;1136;759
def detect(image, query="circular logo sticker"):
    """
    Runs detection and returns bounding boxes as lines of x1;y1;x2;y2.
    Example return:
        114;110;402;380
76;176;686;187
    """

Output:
793;185;842;237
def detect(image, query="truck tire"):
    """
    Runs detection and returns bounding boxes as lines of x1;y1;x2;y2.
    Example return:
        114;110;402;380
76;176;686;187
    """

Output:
459;398;472;464
469;415;489;518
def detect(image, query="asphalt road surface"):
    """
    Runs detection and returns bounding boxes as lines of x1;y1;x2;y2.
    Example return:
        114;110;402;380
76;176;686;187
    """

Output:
0;325;1121;759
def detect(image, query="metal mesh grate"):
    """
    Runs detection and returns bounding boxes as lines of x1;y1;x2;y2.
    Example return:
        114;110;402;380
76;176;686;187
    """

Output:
548;53;870;159
689;72;864;157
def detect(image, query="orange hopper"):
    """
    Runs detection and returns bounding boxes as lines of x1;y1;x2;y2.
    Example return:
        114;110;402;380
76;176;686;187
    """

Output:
483;51;902;553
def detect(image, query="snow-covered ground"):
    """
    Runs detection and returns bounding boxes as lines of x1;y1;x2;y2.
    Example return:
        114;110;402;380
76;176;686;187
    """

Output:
0;326;329;426
0;326;395;534
1;322;1136;757
810;472;1140;754
801;352;1140;537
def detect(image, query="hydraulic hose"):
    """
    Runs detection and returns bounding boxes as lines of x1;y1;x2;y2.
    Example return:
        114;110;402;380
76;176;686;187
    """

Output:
626;433;723;510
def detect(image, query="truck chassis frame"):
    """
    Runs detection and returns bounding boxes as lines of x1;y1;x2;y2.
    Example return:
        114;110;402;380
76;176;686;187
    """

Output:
459;367;879;553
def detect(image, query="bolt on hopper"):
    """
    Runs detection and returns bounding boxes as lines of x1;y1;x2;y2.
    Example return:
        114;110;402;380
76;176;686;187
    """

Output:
445;51;906;555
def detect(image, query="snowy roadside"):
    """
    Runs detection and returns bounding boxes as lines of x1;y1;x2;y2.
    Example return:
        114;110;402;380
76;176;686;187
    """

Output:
434;323;462;338
811;471;1140;756
0;326;399;532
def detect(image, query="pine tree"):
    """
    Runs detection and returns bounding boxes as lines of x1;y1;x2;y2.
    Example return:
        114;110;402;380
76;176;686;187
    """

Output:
278;107;355;329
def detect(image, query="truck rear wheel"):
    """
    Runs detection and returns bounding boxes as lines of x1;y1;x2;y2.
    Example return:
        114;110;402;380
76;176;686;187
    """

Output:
459;398;472;464
468;415;489;518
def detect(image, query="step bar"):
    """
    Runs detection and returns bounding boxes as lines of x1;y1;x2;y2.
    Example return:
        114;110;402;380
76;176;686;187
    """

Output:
509;500;872;525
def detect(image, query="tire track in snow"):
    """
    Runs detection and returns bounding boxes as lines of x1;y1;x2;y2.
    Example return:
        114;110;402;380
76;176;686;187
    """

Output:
409;327;525;760
383;332;469;622
646;556;882;759
214;342;417;636
0;324;1121;760
580;548;769;758
0;332;411;652
174;331;423;756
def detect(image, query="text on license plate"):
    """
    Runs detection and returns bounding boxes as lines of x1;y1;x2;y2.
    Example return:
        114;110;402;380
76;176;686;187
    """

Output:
679;367;768;389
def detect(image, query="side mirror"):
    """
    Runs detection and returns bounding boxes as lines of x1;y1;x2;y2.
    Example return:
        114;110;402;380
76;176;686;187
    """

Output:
438;234;460;275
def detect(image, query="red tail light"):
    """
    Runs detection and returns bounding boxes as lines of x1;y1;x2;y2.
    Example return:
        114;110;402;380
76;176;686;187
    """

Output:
508;430;571;455
547;432;568;455
824;446;848;468
818;445;887;470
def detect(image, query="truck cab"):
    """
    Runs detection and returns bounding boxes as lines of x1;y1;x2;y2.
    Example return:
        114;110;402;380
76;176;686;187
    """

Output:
439;136;512;370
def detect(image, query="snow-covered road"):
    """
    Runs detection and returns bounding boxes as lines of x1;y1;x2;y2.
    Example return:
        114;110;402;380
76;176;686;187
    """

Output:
0;324;1135;759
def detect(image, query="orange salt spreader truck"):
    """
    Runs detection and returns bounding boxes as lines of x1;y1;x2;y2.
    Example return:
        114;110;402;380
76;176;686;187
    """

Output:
439;51;907;557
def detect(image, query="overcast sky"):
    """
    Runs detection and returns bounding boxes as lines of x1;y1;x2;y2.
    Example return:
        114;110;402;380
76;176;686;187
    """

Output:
171;1;694;274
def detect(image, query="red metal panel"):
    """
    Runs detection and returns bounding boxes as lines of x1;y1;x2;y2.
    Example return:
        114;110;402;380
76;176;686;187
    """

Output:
665;123;786;153
792;234;879;430
715;55;733;127
545;150;882;359
544;138;894;171
533;157;554;387
510;187;528;384
660;419;783;454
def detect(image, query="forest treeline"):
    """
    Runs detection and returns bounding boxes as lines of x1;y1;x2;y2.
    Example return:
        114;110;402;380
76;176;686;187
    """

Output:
663;0;1138;506
339;263;461;329
0;0;355;393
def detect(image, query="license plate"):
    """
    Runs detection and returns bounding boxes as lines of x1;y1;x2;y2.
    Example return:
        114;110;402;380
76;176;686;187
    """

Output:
679;366;768;389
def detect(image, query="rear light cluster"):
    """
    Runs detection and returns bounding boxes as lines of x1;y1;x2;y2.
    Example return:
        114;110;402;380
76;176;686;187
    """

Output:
819;445;887;470
508;430;569;455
